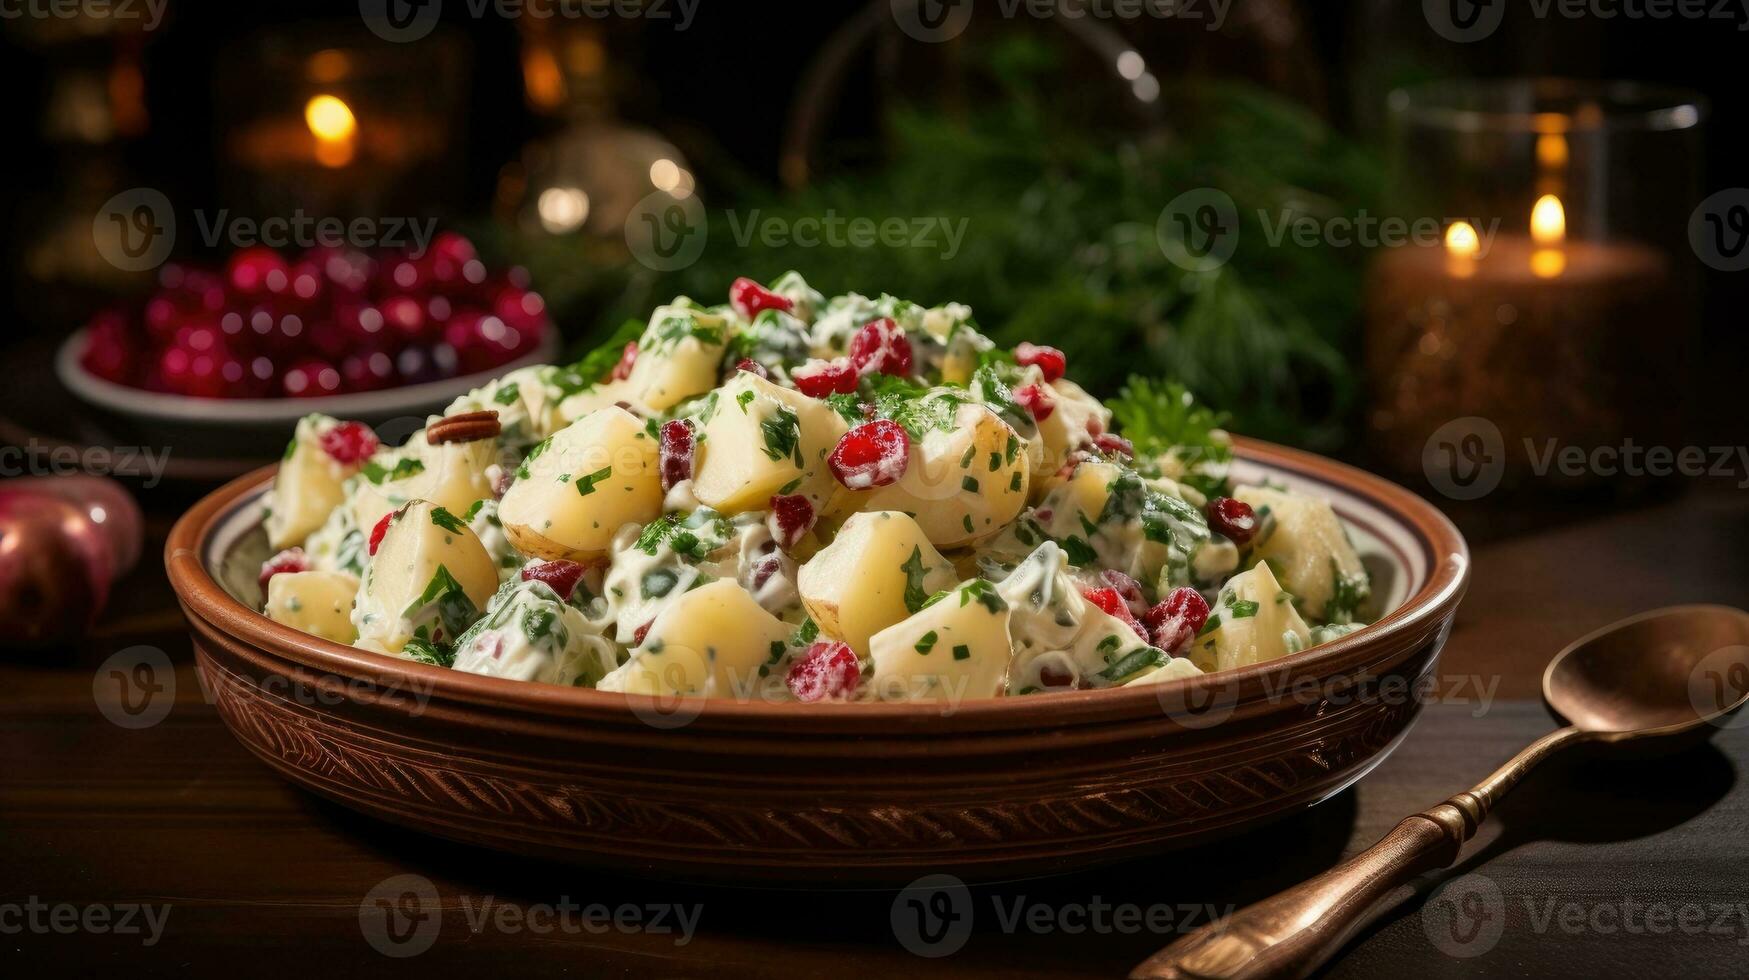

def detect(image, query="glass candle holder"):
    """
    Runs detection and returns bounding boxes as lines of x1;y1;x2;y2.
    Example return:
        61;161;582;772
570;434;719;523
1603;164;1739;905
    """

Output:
1365;79;1705;497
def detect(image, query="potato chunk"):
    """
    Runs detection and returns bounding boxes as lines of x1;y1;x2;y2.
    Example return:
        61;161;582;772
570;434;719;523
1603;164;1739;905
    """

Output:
1234;485;1371;623
1187;562;1311;673
452;579;618;687
499;406;663;562
596;579;792;699
867;579;1012;702
691;372;846;515
857;401;1029;548
626;304;728;412
1033;377;1111;480
264;570;359;644
265;414;365;549
797;511;958;655
352;500;498;654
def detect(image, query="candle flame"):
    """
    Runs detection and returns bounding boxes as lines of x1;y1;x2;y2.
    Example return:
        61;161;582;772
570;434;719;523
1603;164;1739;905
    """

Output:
1444;221;1480;259
1531;194;1565;246
305;94;357;168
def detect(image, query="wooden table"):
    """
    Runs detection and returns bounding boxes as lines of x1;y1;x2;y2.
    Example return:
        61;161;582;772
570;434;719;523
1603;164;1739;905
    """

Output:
4;485;1747;977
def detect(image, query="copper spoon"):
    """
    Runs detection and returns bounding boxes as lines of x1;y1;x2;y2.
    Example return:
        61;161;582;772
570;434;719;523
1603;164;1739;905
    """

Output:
1133;605;1749;980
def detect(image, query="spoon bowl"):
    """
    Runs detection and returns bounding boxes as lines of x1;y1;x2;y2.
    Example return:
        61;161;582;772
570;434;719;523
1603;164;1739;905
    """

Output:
1544;604;1749;742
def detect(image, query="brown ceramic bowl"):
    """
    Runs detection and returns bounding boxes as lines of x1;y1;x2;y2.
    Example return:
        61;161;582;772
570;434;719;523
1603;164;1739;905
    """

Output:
166;437;1468;884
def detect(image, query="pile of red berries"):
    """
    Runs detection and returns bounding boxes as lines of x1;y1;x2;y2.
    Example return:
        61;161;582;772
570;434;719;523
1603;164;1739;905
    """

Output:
79;233;549;399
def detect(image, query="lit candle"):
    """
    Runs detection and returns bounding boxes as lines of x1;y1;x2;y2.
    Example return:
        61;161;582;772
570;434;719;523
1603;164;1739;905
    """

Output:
1530;194;1567;278
304;94;358;168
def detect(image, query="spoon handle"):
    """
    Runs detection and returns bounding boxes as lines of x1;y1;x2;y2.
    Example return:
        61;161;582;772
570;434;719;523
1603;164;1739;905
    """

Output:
1130;727;1585;980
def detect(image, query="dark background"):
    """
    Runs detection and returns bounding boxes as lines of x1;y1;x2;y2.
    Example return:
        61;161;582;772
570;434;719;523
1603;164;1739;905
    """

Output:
2;0;1743;442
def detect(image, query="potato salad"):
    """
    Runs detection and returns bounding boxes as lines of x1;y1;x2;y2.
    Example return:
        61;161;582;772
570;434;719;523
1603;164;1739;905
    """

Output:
256;274;1374;703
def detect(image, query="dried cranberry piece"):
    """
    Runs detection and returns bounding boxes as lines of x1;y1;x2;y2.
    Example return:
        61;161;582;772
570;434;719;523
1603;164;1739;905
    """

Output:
258;547;310;591
631;620;654;647
1014;383;1056;422
734;358;770;380
1039;663;1076;688
610;341;638;381
318;421;379;466
1080;586;1147;641
750;552;785;591
658;419;696;492
1015;342;1066;382
1093;433;1134;459
786;640;861;702
1206;497;1259;545
1145;587;1211;655
828;419;910;490
848;317;913;377
767;493;816;551
521;559;590;601
368;510;396;556
1099;569;1148;618
791;358;859;398
729;277;795;319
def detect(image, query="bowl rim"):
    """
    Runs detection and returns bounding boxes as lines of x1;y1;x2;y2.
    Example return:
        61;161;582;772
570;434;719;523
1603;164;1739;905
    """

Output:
166;435;1470;732
56;326;561;424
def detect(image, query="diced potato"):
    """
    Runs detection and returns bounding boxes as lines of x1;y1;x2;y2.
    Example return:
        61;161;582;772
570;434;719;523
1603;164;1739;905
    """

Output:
264;570;359;644
691;372;846;515
797;511;958;655
627;305;729;412
266;414;365;549
499;406;663;562
452;579;618;687
596;579;792;699
857;402;1029;548
349;435;496;538
557;378;637;427
1234;485;1371;623
353;500;499;654
1034;377;1111;481
444;363;568;451
867;579;1012;702
1125;657;1205;686
997;542;1165;692
1187;562;1311;673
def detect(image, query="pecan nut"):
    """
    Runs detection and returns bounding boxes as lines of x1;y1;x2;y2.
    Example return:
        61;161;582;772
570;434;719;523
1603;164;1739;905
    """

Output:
426;410;502;445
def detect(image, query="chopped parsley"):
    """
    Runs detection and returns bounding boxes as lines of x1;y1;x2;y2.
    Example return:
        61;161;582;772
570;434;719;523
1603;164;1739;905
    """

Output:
952;644;971;661
574;465;614;497
901;546;931;614
914;630;938;654
361;457;425;485
759;406;803;466
429;507;467;534
492;382;521;405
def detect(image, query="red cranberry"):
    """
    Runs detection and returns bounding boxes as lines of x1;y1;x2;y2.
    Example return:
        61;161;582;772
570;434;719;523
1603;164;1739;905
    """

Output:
1145;587;1211;655
81;313;136;384
750;552;784;591
1015;342;1066;382
1014;383;1056;422
226;247;288;296
368;511;396;556
785;641;860;702
341;351;395;392
734;358;769;380
792;358;859;398
286;261;325;305
729;277;794;319
1093;433;1134;458
1099;569;1148;617
1206;497;1259;545
1039;663;1075;688
828;420;910;490
319;421;379;465
631;620;653;647
336;302;387;341
522;559;590;601
422;232;477;283
658;419;696;492
283;358;342;398
1081;586;1147;641
610;341;638;381
767;494;815;551
382;255;423;293
848;317;913;377
494;287;548;335
381;294;427;341
259;547;310;591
